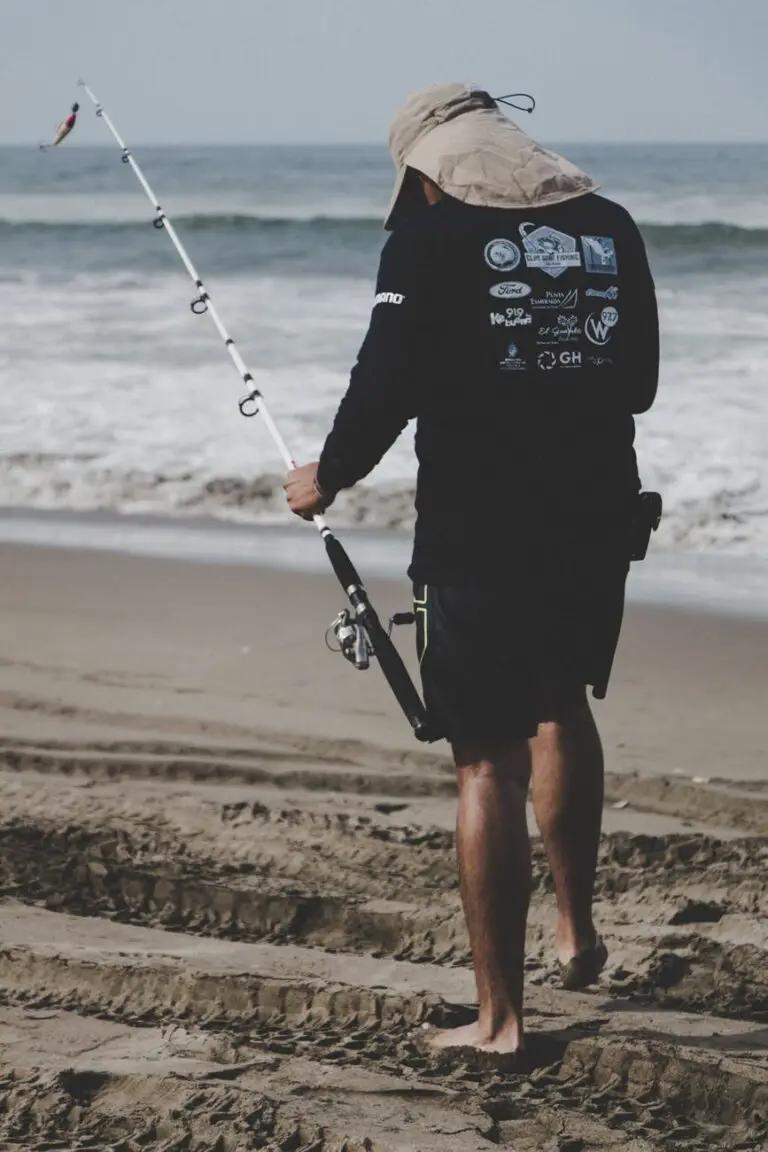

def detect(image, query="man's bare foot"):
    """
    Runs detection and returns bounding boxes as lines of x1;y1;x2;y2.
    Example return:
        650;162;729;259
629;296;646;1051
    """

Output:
426;1019;524;1055
558;936;608;991
556;919;599;967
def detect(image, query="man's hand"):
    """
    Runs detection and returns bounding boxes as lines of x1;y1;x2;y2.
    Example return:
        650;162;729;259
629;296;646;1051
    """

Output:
284;461;333;520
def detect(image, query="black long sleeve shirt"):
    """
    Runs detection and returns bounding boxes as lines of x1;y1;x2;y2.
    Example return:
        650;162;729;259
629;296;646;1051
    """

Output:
317;194;659;584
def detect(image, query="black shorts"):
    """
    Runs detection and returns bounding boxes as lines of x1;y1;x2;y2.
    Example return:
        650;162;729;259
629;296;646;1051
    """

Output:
414;572;627;745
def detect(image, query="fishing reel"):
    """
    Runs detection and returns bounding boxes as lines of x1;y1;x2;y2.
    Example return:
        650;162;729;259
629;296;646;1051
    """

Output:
326;609;373;670
325;610;416;672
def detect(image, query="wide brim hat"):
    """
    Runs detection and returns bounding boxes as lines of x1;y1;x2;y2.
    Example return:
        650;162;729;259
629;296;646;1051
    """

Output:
385;82;600;230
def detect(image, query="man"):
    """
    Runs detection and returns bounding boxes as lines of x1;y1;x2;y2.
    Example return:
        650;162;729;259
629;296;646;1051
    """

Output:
286;83;659;1057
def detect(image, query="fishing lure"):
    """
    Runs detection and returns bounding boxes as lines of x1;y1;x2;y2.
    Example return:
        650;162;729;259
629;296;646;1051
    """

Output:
40;102;80;150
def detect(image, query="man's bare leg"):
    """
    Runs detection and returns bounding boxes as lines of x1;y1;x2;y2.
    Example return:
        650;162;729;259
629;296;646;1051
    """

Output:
429;741;531;1053
531;701;605;974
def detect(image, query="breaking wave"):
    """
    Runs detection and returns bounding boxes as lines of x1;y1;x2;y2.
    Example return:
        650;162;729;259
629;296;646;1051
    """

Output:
1;458;767;554
3;214;768;249
2;215;766;281
0;461;415;530
639;221;768;252
0;214;380;234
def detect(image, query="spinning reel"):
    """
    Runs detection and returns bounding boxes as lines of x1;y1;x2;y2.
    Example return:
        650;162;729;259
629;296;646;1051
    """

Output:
326;610;416;672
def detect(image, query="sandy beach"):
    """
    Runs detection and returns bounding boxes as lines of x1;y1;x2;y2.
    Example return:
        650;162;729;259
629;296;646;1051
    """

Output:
1;540;767;1150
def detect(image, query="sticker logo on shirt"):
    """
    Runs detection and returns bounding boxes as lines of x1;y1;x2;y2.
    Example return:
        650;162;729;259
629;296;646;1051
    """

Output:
490;307;532;328
531;288;578;310
500;343;527;371
519;223;581;279
488;281;532;300
538;349;582;370
587;355;614;367
582;236;618;275
484;239;522;272
586;285;619;300
585;307;619;346
537;314;580;344
374;291;405;305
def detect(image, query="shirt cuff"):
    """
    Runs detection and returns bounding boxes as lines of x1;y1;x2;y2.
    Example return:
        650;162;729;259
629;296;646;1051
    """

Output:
316;457;344;499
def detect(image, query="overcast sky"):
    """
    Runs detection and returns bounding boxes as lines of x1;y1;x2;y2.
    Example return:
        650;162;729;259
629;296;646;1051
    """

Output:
1;0;766;145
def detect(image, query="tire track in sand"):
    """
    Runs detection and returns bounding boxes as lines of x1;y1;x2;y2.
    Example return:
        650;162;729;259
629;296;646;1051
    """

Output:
2;772;768;1024
3;736;768;830
0;905;767;1151
2;746;768;1148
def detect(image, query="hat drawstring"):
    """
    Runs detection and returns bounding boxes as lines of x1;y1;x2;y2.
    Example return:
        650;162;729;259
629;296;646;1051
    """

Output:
495;93;536;114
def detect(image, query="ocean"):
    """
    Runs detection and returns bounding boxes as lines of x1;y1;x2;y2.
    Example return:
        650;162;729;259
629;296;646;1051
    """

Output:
1;141;767;554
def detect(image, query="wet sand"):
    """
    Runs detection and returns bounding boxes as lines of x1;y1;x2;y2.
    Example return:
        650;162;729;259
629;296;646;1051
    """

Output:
0;542;766;1150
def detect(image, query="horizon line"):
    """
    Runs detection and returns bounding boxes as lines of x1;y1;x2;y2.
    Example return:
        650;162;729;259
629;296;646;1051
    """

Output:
2;138;768;149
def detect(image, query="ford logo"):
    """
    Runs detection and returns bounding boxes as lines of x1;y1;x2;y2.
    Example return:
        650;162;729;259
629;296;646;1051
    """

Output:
489;281;532;300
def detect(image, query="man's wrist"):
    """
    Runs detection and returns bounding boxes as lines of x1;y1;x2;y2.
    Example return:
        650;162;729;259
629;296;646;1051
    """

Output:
313;475;334;506
314;460;339;503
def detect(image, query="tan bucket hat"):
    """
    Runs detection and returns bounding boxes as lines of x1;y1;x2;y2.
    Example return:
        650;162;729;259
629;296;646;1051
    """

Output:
385;82;600;230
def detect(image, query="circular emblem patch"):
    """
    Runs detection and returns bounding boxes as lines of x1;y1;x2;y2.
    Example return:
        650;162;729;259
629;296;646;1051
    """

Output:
484;238;521;272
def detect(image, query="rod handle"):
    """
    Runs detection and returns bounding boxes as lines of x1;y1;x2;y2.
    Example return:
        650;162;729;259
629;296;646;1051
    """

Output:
324;534;439;743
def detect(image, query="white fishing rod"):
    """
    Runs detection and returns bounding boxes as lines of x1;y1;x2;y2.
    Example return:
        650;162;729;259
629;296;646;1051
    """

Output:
76;80;436;743
77;81;298;482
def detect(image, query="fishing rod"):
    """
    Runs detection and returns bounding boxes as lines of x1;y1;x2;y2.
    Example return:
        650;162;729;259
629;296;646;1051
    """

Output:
76;79;437;743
